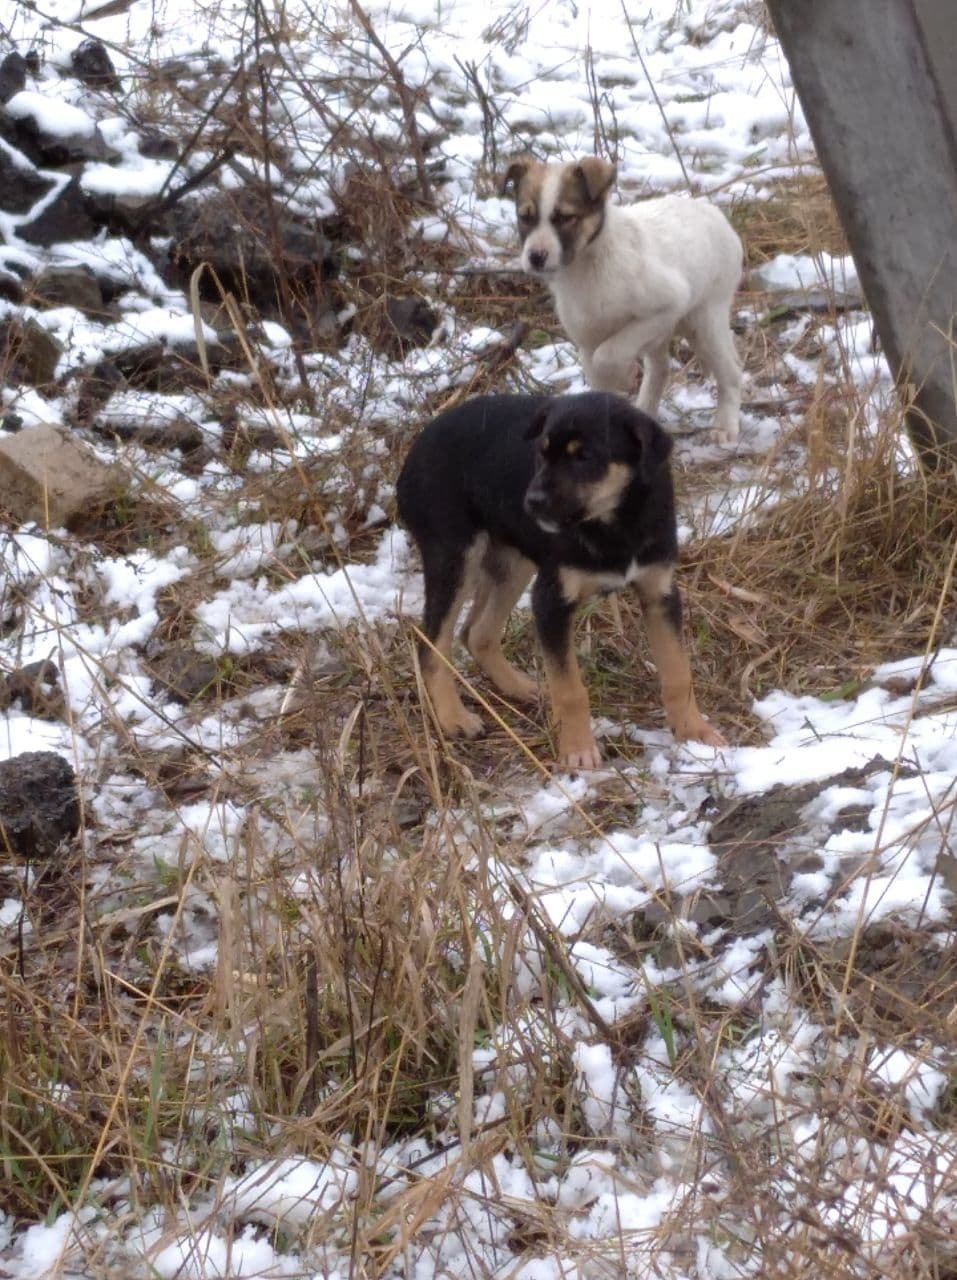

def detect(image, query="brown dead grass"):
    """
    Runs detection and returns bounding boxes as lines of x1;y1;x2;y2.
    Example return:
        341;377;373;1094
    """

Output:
731;172;848;267
687;416;957;710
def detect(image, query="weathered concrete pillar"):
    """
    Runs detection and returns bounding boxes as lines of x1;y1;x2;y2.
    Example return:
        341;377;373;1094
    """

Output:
765;0;957;462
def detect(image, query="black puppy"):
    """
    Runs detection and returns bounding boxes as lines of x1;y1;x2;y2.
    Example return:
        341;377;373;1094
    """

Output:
396;391;725;769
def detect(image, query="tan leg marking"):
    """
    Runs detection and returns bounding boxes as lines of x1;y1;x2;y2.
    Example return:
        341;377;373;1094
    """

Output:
540;568;600;769
423;544;485;739
635;565;727;747
542;642;601;770
464;551;538;701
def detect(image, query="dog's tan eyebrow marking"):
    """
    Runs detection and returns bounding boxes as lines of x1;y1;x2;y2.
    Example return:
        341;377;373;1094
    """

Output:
565;438;582;455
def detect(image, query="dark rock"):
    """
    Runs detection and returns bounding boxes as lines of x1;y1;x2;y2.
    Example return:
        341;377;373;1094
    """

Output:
379;294;439;356
166;188;337;321
4;90;115;166
74;358;124;424
17;176;95;246
142;747;213;801
24;50;40;78
137;128;179;160
0;751;79;859
1;413;23;433
0;52;27;104
83;186;158;231
0;317;62;384
222;419;284;456
149;418;205;454
180;444;216;475
0;269;23;304
0;124;54;213
96;415;206;455
0;103;40;166
107;340;213;393
30;264;104;315
146;646;225;704
70;39;121;93
0;660;63;718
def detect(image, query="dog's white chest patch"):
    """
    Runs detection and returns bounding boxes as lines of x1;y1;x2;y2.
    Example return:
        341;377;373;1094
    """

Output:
624;559;649;585
593;559;647;593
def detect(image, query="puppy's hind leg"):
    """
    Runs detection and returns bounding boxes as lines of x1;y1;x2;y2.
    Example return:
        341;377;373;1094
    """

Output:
687;300;742;445
464;544;538;702
635;565;726;747
419;539;486;739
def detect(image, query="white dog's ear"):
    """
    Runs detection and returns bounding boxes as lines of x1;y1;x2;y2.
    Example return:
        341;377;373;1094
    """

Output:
500;158;530;197
574;157;616;202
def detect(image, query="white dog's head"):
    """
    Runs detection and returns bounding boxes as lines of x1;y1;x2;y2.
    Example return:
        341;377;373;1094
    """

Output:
501;157;616;277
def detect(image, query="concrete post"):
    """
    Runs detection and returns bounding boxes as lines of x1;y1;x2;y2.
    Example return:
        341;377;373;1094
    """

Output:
765;0;957;461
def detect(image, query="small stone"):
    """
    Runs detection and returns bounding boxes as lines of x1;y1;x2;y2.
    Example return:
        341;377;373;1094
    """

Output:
70;39;121;93
138;129;179;160
0;52;27;105
146;646;225;704
0;317;62;385
74;358;124;424
104;340;219;393
0;270;24;304
5;89;114;165
0;660;63;718
0;422;127;528
383;294;438;353
96;416;205;455
0;751;79;859
16;176;95;246
0;124;54;214
31;264;104;315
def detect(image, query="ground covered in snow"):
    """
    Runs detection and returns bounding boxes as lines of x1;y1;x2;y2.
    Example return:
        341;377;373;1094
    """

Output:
0;0;955;1277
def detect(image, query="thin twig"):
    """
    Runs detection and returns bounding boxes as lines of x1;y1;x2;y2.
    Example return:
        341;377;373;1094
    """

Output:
348;0;435;204
619;0;694;193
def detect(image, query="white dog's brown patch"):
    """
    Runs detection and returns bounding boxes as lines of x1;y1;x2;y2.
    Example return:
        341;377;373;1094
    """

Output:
502;158;616;276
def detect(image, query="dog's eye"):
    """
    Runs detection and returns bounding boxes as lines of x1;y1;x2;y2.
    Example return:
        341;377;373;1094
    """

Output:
518;206;536;224
552;210;579;227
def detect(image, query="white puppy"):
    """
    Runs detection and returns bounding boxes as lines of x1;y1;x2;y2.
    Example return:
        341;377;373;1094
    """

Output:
502;157;743;443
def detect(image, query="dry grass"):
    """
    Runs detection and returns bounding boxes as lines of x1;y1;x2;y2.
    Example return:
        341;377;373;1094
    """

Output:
686;416;957;713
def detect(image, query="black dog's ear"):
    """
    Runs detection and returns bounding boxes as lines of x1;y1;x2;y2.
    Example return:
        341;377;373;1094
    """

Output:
500;158;530;198
573;157;616;203
625;405;673;482
523;400;553;440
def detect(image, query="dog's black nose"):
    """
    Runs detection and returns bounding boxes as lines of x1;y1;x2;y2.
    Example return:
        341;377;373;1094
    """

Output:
527;248;548;272
524;488;549;517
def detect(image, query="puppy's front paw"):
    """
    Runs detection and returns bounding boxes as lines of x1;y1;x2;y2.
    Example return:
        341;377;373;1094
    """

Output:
485;664;540;703
675;714;728;748
557;731;602;771
439;706;485;740
506;673;541;703
710;419;739;446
